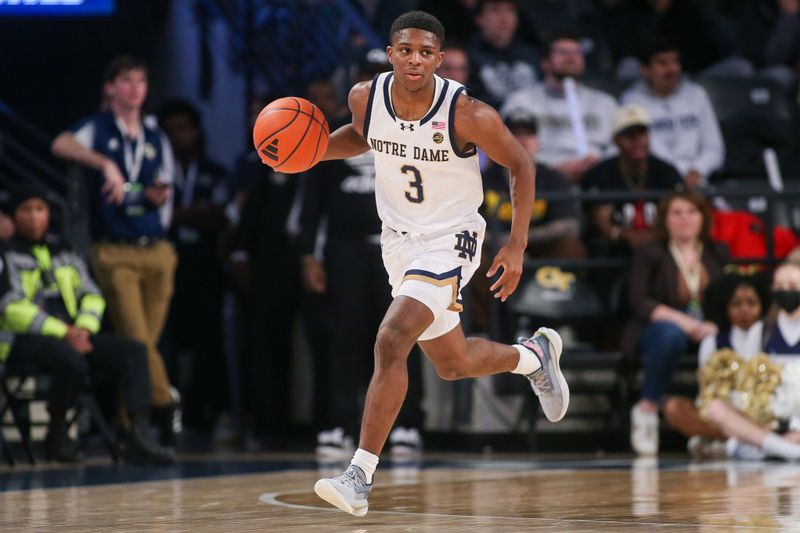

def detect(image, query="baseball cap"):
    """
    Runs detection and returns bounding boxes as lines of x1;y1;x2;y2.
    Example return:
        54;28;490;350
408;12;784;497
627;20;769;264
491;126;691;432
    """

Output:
613;104;651;136
503;108;538;133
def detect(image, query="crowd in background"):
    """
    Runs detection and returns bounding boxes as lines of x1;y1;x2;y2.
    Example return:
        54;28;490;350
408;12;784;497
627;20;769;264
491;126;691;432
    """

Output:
1;0;800;464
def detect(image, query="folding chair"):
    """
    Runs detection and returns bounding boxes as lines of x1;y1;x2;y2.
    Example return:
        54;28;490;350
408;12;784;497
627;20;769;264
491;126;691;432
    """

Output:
0;365;119;464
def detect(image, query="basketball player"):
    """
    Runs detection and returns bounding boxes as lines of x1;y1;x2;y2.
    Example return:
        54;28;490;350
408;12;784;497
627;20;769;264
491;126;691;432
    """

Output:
312;11;569;517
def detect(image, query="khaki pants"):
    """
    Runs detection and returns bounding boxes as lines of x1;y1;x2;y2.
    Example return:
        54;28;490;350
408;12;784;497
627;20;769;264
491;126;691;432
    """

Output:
91;240;177;407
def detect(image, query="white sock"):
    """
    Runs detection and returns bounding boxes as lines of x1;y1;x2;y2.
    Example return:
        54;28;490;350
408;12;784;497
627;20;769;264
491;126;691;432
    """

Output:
511;344;542;375
350;448;379;484
762;433;800;460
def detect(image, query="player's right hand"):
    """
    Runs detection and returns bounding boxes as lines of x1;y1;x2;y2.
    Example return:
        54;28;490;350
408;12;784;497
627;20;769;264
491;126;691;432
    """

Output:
486;243;524;302
101;159;126;205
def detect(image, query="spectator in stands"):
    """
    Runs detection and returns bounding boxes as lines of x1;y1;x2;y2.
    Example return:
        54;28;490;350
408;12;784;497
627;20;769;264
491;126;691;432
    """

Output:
439;41;470;85
158;100;231;434
582;105;683;256
50;55;181;446
764;0;800;90
502;32;617;183
0;185;174;464
616;0;753;78
625;189;729;455
230;95;302;446
621;40;725;187
467;0;539;108
0;186;13;240
663;272;770;458
702;263;800;461
416;0;478;45
483;110;584;260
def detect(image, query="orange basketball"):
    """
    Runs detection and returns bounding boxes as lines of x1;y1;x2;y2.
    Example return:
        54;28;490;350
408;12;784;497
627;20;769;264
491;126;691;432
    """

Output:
253;97;329;174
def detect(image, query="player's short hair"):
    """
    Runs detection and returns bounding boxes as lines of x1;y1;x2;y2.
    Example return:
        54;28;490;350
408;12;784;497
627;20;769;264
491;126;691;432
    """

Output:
638;38;680;65
103;55;148;84
542;31;583;58
390;11;445;46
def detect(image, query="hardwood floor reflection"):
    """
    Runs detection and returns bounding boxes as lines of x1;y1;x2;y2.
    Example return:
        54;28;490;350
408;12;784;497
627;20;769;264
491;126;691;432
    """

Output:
1;456;799;531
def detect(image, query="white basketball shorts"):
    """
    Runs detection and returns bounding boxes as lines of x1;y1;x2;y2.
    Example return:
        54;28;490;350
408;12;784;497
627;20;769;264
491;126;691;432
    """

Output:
381;216;486;341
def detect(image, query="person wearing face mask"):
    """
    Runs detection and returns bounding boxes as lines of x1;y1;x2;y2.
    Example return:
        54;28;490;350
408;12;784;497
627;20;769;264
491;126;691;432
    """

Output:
625;189;729;456
695;263;800;461
662;273;771;458
765;263;800;355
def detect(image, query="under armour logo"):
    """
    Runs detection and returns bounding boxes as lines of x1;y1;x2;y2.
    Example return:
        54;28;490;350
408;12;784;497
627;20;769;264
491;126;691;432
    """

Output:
262;139;279;161
454;230;478;261
400;123;415;131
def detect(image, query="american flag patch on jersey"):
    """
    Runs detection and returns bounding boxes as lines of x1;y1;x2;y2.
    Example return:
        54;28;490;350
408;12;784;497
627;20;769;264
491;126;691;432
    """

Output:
431;121;446;130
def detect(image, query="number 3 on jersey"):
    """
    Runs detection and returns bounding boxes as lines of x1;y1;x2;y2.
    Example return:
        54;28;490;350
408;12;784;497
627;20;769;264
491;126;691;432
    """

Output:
401;165;424;203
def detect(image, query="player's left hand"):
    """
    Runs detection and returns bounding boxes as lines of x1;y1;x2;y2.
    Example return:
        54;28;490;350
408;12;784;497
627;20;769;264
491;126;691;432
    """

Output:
486;242;525;302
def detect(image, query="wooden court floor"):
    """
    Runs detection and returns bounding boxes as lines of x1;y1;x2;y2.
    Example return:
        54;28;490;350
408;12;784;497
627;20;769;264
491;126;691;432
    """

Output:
0;453;799;531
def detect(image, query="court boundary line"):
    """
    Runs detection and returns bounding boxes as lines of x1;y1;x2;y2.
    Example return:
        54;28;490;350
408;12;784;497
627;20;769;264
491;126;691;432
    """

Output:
258;470;776;530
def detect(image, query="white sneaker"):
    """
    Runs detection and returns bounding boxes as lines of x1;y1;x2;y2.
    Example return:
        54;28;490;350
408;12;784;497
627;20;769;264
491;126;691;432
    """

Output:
726;437;766;461
518;327;569;422
631;405;659;455
688;436;727;459
314;464;372;517
389;427;422;458
315;427;355;459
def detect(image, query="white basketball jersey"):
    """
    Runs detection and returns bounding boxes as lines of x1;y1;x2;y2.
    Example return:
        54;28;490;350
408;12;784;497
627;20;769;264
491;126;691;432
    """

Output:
364;72;483;235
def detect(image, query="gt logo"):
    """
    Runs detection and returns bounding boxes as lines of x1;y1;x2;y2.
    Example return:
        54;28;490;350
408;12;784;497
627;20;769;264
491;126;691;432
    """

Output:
535;266;575;292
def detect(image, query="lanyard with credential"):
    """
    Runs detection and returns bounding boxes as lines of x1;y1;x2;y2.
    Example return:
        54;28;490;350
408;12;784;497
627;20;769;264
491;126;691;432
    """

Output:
115;116;146;183
178;162;198;209
669;241;704;319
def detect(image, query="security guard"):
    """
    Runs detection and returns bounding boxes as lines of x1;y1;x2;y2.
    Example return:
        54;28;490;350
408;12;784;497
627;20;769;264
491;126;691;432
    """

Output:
0;184;174;464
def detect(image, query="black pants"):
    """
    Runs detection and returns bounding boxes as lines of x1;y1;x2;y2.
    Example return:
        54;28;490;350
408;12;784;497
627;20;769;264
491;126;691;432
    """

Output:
325;238;424;436
167;253;226;430
5;333;151;422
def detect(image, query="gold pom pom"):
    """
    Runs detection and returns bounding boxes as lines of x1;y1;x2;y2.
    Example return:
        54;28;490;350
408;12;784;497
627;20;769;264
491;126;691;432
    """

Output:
697;349;744;420
735;354;783;426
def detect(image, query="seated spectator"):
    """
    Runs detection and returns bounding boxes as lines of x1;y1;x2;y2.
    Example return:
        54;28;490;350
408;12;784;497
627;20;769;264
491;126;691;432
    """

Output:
483;110;584;260
582;105;683;256
158;100;231;433
701;263;800;461
439;41;470;85
621;40;725;187
502;32;617;183
416;0;478;45
663;272;770;458
625;189;729;455
764;0;800;91
467;0;539;108
617;0;753;78
0;185;174;464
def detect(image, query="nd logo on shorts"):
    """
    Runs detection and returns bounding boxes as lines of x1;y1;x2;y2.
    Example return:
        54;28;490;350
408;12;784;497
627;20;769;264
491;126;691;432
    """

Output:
454;230;478;262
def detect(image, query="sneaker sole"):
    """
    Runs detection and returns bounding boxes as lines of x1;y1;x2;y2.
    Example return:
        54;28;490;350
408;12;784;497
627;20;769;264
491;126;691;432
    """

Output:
314;479;368;517
535;327;569;422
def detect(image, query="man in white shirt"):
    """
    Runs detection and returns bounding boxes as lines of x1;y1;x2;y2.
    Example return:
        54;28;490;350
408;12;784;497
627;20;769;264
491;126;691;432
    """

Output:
621;40;725;187
501;32;618;183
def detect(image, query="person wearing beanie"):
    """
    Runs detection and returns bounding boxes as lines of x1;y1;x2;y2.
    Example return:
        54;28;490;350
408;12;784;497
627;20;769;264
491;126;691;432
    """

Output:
0;184;175;464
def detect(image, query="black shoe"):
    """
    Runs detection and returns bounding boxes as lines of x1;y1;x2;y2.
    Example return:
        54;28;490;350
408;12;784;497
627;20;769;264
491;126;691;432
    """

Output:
44;424;81;463
123;413;176;465
152;388;182;448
